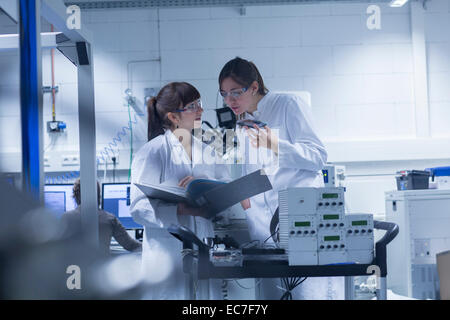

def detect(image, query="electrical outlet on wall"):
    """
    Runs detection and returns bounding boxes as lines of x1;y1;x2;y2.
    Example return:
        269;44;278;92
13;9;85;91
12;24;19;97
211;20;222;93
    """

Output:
62;154;79;166
44;156;50;167
96;154;119;165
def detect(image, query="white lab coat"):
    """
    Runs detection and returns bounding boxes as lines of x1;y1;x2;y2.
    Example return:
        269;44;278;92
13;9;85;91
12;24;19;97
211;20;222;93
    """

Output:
130;129;230;300
236;92;344;300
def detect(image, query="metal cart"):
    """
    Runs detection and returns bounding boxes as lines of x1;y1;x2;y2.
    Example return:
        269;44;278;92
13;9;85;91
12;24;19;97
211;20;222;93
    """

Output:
169;220;399;300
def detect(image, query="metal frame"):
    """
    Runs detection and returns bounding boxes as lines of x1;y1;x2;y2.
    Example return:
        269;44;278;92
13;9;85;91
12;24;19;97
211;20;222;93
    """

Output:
64;0;393;9
0;32;60;51
19;0;44;203
17;0;99;246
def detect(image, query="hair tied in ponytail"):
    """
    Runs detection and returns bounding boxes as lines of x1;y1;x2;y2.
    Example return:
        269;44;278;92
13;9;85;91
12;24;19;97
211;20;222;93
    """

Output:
152;98;159;119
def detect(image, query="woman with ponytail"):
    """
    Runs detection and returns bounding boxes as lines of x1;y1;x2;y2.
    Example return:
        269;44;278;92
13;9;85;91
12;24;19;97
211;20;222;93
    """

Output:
130;82;231;299
218;57;343;300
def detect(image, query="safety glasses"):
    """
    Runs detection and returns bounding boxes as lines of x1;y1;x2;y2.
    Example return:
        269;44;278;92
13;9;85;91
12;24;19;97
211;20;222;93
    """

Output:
174;99;203;113
219;87;248;99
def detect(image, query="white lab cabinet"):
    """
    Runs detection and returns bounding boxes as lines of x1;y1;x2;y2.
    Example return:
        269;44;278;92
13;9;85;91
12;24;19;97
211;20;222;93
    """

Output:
385;189;450;299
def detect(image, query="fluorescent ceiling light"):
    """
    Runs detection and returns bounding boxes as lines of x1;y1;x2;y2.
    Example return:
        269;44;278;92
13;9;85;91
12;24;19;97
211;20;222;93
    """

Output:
390;0;409;7
0;32;62;38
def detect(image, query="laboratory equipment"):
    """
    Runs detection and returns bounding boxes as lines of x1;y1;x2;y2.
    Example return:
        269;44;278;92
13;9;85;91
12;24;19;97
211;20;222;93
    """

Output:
385;189;450;299
210;249;243;267
168;221;399;300
279;187;346;266
318;229;347;265
204;234;241;266
322;164;346;188
44;184;77;213
345;214;374;264
102;183;142;229
280;214;318;265
216;107;236;129
395;170;430;190
279;187;375;266
426;166;450;189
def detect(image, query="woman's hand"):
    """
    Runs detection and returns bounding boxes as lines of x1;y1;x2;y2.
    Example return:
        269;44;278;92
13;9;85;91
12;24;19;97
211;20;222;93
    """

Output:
245;124;279;155
240;198;251;210
178;175;195;188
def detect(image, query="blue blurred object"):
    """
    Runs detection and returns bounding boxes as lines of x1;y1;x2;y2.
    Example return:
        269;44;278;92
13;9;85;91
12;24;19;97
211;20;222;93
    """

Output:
425;166;450;180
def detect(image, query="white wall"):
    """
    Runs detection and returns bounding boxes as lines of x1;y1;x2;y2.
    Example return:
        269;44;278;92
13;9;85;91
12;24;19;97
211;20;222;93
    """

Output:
1;0;450;216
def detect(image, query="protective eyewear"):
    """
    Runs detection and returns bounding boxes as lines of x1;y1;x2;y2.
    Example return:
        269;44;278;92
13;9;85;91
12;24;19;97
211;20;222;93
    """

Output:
175;99;203;113
219;87;248;99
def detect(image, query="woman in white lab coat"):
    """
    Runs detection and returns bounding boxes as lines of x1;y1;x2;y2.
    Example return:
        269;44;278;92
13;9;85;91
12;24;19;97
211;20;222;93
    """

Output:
130;82;231;299
218;57;343;300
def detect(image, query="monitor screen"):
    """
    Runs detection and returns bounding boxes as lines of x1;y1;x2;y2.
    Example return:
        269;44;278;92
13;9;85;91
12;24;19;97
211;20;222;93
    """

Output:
219;112;232;122
44;184;77;214
44;191;66;216
102;183;142;229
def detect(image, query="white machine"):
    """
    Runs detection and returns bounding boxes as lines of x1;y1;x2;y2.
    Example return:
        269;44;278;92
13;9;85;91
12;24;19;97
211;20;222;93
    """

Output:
322;164;346;188
345;214;374;264
279;187;345;265
385;189;450;299
318;229;347;265
279;187;374;266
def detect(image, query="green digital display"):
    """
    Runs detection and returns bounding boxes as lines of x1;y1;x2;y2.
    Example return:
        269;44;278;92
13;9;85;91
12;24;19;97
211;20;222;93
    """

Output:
295;221;311;227
352;220;368;226
323;214;340;220
323;193;339;199
324;236;340;241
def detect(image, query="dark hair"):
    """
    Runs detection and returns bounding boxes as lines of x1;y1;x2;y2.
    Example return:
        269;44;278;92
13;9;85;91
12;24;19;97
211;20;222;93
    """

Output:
147;82;201;141
218;57;268;96
73;178;101;206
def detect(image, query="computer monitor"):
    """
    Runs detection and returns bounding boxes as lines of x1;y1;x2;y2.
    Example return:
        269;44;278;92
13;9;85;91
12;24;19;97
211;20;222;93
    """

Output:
44;184;78;215
44;191;66;216
102;183;142;229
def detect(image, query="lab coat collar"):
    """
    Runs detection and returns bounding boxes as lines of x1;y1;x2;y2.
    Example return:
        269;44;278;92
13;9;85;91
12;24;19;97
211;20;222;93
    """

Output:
245;92;271;120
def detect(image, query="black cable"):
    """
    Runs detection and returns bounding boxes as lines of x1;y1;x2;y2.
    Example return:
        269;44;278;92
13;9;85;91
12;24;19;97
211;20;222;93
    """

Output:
279;277;308;300
263;227;278;244
202;121;214;129
112;156;117;183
